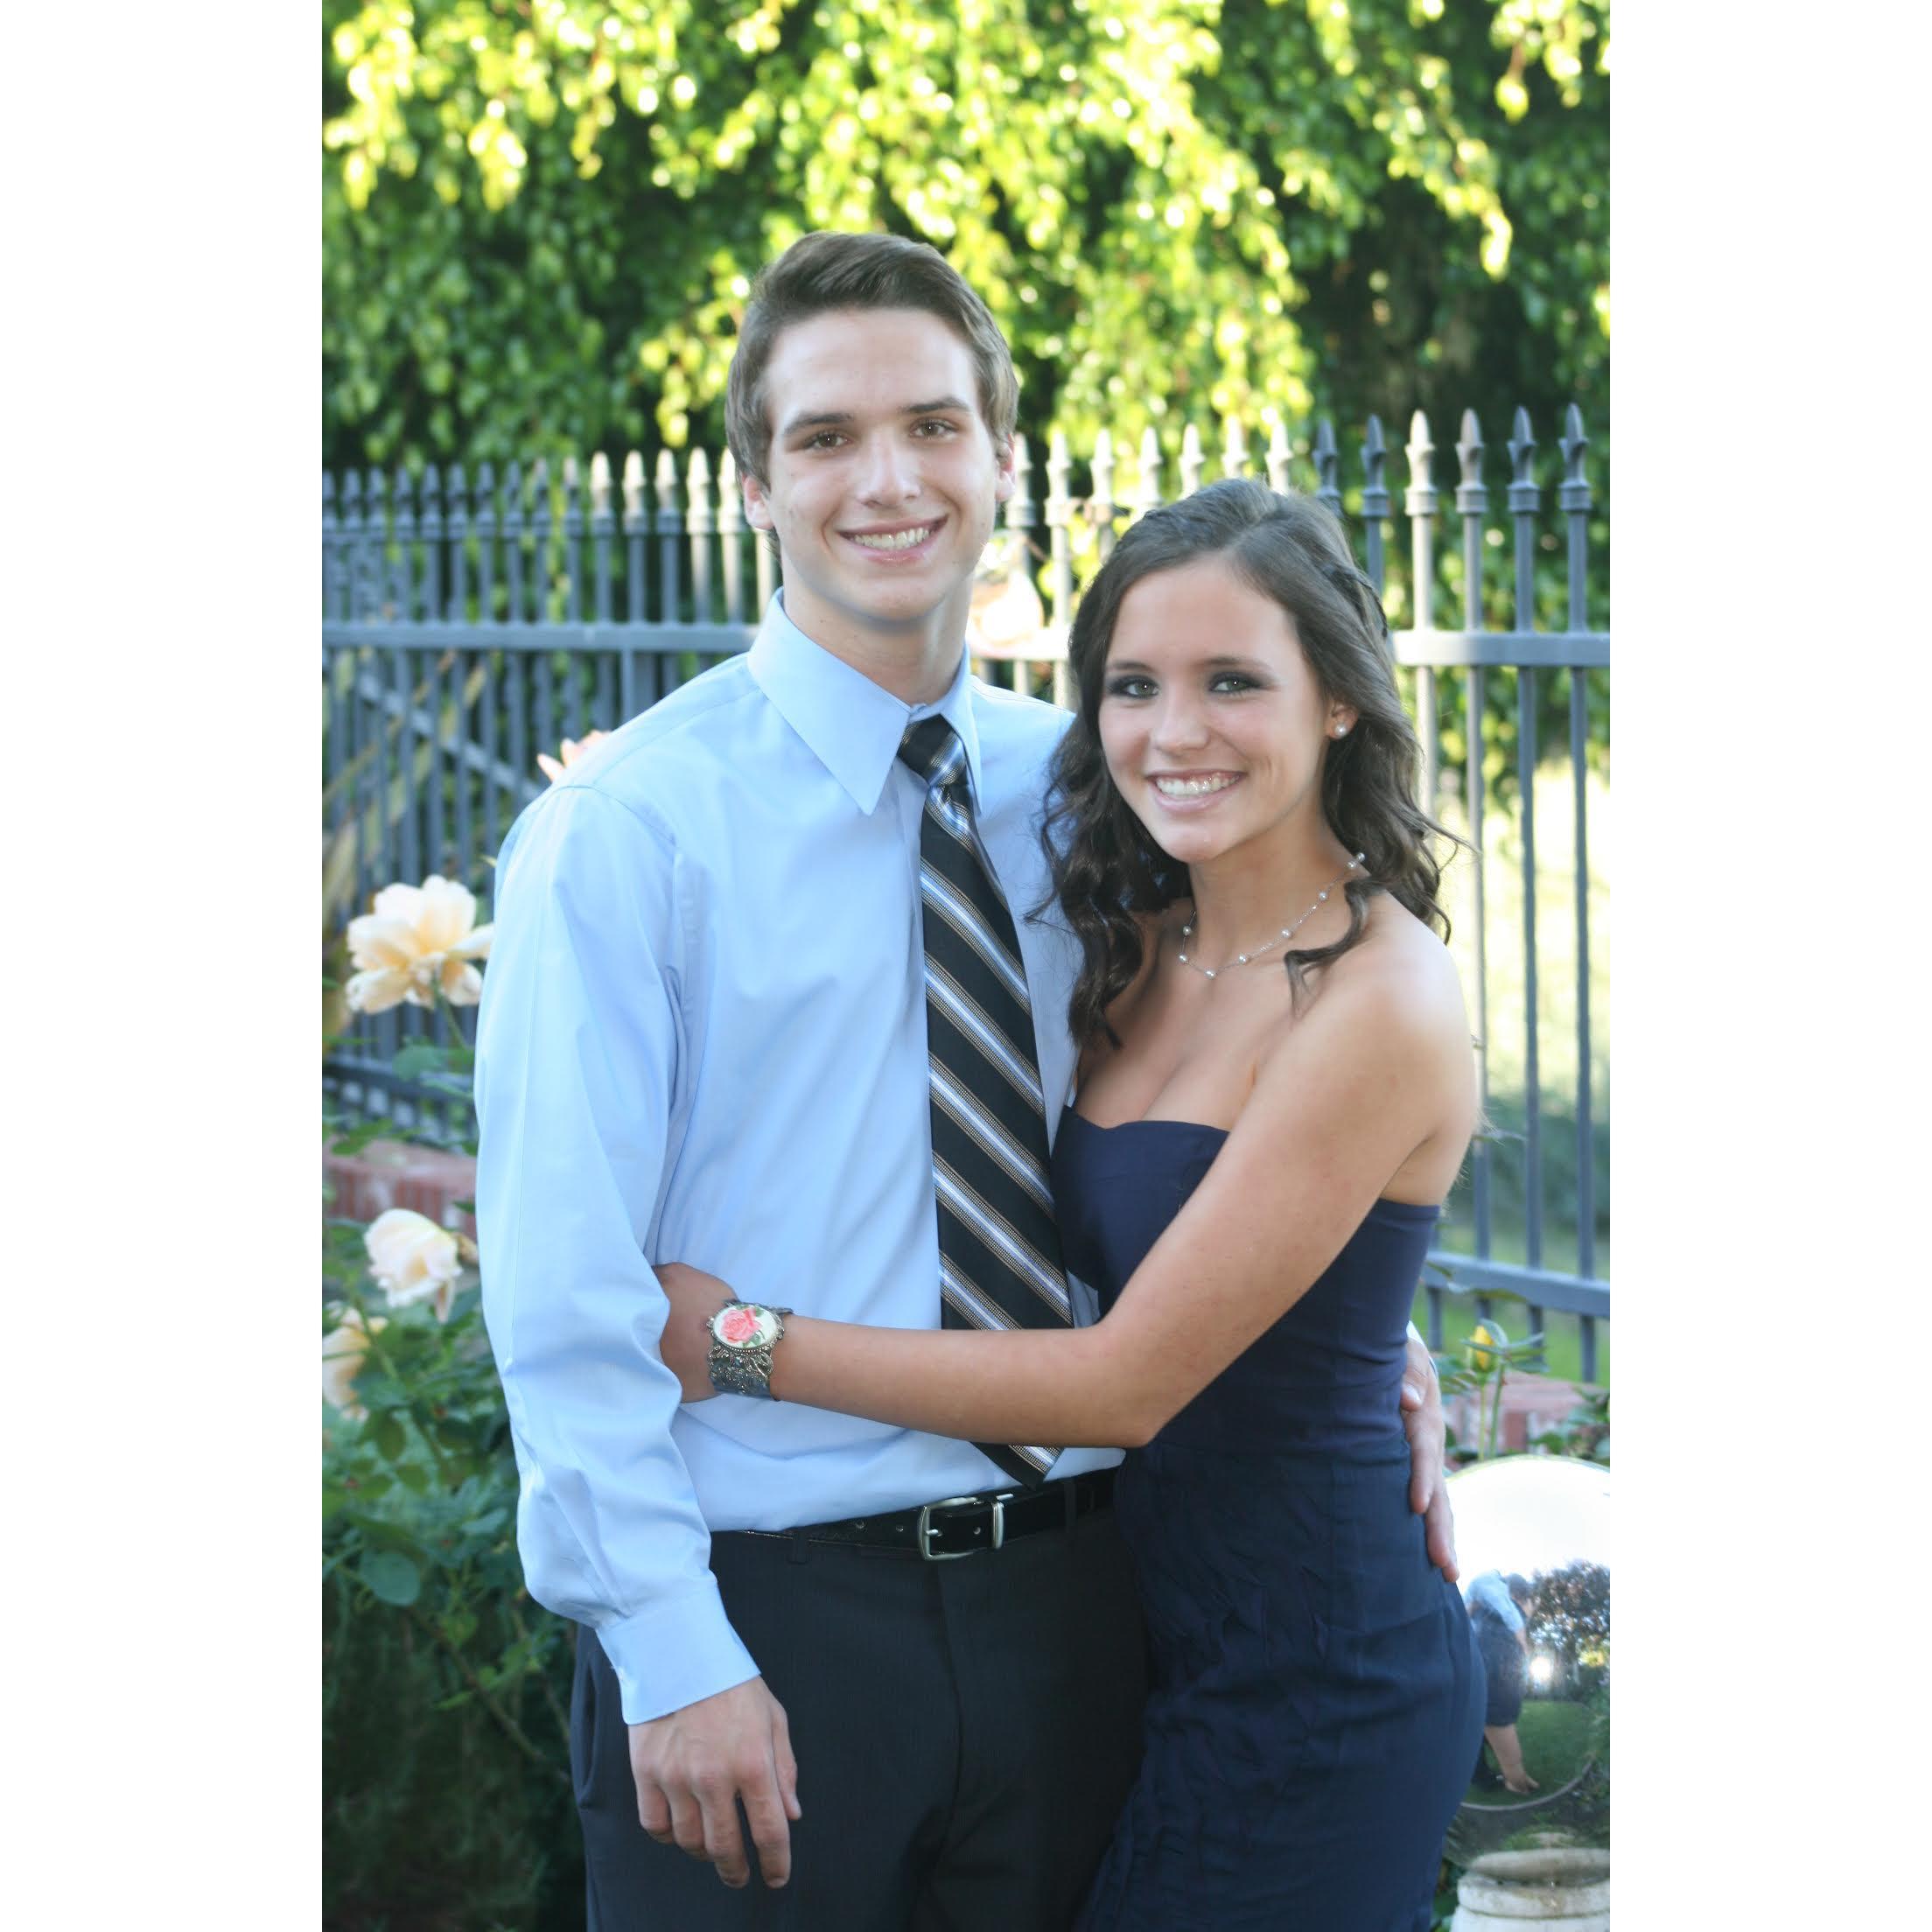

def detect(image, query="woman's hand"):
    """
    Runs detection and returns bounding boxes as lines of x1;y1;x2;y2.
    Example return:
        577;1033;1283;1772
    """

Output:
655;1262;738;1403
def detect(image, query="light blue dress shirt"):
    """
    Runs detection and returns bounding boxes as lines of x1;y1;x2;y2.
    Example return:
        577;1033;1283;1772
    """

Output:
474;594;1121;1726
1467;1570;1526;1633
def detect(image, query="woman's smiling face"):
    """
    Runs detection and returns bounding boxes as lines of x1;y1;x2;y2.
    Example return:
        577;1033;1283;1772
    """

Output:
1096;556;1355;870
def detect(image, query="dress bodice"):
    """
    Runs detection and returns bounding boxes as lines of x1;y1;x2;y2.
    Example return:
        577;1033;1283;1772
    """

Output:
1051;1110;1439;1457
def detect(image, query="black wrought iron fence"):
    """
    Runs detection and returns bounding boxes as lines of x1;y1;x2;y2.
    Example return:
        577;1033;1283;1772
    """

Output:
323;405;1608;1380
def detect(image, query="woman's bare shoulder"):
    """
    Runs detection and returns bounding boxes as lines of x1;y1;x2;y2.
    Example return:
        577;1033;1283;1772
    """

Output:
1280;894;1468;1059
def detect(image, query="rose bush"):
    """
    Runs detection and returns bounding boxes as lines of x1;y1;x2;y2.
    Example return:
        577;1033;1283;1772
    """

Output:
326;857;579;1925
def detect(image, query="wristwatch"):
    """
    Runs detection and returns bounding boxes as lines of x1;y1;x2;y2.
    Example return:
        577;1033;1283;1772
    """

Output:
706;1298;794;1400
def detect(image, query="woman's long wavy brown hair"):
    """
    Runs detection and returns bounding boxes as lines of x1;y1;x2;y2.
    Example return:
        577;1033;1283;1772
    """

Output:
1040;478;1460;1052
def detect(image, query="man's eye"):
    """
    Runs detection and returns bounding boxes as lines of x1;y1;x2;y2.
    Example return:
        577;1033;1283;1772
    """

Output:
914;419;958;438
804;432;844;450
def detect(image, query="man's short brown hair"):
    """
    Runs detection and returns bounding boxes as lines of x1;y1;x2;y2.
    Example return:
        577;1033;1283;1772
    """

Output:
724;231;1020;486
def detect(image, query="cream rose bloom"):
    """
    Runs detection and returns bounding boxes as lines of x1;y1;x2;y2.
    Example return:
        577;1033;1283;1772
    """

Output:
344;875;494;1015
322;1307;388;1420
364;1207;469;1322
537;729;611;786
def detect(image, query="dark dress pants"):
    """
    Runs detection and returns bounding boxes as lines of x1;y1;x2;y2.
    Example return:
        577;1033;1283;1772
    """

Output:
571;1502;1148;1932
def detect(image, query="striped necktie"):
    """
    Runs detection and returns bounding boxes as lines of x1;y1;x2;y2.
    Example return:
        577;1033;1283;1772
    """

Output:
899;715;1070;1488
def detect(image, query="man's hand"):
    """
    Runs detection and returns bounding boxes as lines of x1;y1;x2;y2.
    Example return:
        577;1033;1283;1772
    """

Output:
629;1676;802;1889
1398;1334;1459;1582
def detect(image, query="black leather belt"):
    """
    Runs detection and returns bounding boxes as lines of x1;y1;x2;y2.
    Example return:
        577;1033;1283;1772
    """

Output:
734;1467;1116;1561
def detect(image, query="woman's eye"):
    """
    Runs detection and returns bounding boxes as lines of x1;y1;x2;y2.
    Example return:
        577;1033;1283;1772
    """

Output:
1105;676;1156;700
1210;674;1257;694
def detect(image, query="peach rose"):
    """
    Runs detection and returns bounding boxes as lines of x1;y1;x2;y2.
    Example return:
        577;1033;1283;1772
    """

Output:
537;730;612;786
322;1306;388;1420
344;875;494;1014
364;1207;470;1322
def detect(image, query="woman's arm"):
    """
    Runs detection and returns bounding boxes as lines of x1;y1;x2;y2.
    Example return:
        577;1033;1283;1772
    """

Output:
663;946;1471;1447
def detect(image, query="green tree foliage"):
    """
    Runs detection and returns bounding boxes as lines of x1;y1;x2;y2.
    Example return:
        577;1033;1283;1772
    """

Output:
323;0;1608;792
324;0;1605;491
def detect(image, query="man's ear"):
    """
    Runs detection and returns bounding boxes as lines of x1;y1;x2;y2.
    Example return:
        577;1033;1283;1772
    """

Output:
743;470;774;530
993;437;1017;504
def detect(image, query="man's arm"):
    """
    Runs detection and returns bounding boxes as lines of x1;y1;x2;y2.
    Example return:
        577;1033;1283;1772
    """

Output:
476;782;796;1888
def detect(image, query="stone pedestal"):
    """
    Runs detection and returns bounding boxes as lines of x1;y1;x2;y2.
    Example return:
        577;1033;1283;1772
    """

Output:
1451;1848;1610;1930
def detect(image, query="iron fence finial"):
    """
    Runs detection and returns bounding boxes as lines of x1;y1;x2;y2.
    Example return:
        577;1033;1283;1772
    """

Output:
1361;416;1390;522
1508;408;1540;514
654;447;683;535
1090;427;1116;526
1266;415;1291;495
1559;405;1592;513
1455;410;1488;516
1313;418;1340;516
1222;414;1248;480
1404;410;1438;521
1006;432;1035;530
1134;426;1164;515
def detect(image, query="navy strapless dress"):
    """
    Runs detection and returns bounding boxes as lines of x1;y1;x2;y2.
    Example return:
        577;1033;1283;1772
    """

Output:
1055;1114;1486;1932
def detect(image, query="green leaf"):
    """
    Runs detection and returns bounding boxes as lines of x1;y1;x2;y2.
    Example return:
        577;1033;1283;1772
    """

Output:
371;1411;407;1462
394;1042;456;1080
326;1116;390;1158
359;1550;422;1606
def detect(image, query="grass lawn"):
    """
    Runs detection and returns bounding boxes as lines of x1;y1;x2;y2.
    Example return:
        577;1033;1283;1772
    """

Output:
1462;1698;1599;1806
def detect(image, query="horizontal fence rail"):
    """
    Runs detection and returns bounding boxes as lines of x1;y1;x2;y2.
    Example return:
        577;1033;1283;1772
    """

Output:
324;405;1609;1380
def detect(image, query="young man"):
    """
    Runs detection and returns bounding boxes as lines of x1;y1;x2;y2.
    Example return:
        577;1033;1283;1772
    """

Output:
475;230;1454;1930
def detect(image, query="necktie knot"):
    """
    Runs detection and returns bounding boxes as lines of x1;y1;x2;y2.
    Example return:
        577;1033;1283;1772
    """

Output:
899;716;968;794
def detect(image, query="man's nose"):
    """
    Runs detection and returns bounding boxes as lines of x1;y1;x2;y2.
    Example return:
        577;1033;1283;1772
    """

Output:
857;435;920;504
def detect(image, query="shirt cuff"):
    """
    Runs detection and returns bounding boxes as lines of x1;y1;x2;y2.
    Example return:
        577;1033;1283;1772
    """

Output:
594;1572;760;1725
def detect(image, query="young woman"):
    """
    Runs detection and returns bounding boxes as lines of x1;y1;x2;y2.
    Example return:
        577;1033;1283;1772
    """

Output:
660;478;1485;1928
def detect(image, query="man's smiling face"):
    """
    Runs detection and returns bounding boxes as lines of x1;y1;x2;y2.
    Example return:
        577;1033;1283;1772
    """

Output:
742;307;1015;665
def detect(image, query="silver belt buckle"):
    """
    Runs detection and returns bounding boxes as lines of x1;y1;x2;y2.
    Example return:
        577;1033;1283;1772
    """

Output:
916;1491;1017;1560
917;1494;984;1561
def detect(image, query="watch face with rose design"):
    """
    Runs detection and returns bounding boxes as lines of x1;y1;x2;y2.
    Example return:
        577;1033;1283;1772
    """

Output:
706;1299;793;1400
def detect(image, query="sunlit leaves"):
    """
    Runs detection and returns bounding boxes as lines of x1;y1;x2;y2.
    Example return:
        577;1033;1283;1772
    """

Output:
322;0;1607;512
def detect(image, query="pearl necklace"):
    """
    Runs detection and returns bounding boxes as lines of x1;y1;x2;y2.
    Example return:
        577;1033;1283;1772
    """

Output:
1175;854;1366;980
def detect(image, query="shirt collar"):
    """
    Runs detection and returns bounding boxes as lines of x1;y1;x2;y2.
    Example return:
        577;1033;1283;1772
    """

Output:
746;592;984;815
